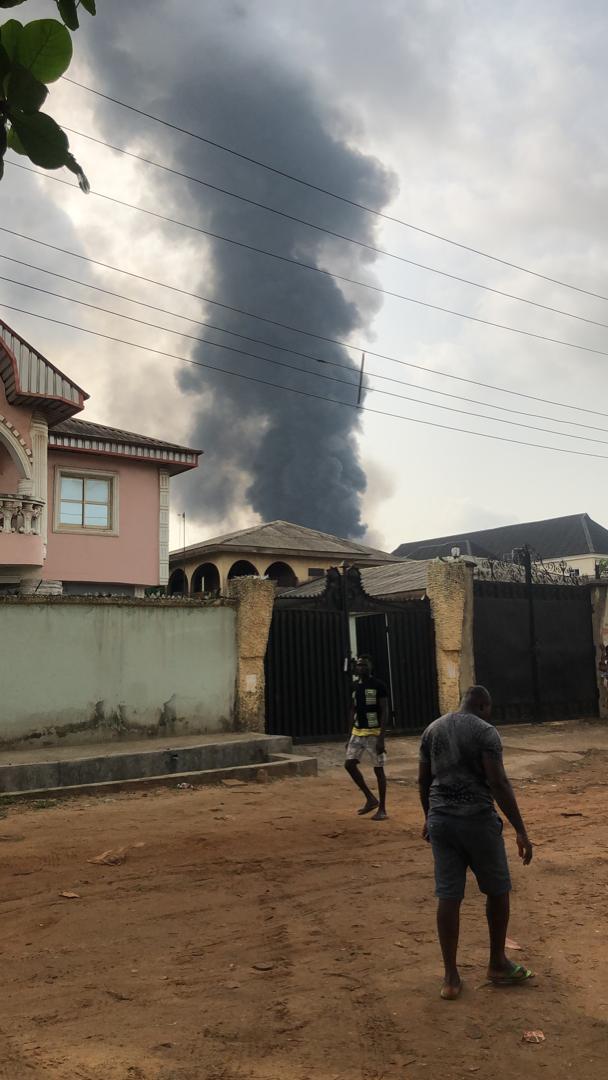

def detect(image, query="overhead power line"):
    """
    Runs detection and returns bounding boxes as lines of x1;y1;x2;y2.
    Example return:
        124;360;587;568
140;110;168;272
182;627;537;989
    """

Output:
3;296;608;462
63;76;608;305
3;250;608;436
9;160;608;372
4;268;608;447
2;223;608;422
62;124;608;335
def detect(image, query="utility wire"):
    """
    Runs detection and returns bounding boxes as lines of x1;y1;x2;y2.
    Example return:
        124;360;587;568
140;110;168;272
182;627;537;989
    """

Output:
63;76;608;305
4;268;608;447
2;222;608;422
62;124;608;335
3;296;608;461
9;160;608;374
3;249;608;435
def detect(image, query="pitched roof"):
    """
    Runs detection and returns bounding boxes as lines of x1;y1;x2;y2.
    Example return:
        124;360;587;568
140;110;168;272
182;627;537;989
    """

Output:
0;320;87;424
279;560;429;599
393;514;608;561
50;418;201;474
171;520;399;562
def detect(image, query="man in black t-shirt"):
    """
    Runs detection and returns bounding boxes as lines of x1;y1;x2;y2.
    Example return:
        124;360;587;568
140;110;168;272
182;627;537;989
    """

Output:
344;655;389;821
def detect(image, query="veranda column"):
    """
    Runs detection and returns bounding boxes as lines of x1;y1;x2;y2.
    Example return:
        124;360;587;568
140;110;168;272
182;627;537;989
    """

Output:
30;412;48;551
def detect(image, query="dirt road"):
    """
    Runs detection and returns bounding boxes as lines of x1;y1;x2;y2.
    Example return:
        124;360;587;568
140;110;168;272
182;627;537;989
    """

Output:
1;749;607;1079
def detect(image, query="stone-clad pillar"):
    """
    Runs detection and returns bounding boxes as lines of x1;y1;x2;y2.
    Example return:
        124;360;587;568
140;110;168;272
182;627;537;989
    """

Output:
30;412;49;551
228;576;275;732
426;559;476;714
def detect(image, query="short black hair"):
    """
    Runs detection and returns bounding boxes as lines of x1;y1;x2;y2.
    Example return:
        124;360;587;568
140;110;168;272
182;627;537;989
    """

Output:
461;685;491;711
356;654;373;665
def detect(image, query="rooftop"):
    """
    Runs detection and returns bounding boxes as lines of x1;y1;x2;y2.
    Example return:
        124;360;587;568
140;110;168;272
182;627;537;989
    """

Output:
50;419;201;474
279;560;430;599
171;519;400;563
0;320;87;424
393;513;608;562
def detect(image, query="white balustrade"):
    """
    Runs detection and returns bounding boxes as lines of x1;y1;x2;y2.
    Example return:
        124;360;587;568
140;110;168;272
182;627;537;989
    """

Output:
0;493;44;536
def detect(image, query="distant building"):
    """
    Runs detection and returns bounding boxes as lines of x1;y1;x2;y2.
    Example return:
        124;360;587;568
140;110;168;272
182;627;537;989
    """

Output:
393;513;608;577
168;519;400;595
278;559;430;601
0;321;200;595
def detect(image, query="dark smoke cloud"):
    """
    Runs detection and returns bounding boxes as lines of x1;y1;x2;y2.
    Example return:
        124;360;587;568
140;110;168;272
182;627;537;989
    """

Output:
81;0;396;537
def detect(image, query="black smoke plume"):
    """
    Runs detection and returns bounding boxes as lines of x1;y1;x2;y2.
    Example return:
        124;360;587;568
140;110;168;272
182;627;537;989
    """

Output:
83;1;396;537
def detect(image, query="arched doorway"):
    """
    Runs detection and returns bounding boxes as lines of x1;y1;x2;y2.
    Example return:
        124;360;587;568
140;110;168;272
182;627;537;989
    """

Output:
265;561;298;588
191;562;220;595
168;568;188;595
227;559;258;581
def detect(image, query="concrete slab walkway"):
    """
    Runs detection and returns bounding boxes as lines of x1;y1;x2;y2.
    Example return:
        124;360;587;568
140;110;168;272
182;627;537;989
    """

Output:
0;733;317;797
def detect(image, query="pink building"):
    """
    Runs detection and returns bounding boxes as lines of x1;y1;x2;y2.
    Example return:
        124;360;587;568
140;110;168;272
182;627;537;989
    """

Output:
0;321;200;595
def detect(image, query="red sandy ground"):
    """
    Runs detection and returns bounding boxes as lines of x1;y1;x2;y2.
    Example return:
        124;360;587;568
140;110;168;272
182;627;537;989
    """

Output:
0;756;607;1079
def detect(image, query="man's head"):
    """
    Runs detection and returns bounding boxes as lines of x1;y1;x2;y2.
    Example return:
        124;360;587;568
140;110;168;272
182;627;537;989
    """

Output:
355;654;373;678
460;685;492;721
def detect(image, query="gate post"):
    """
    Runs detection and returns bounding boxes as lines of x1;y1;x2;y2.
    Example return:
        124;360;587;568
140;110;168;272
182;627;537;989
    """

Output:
229;576;275;732
591;581;608;719
427;559;475;714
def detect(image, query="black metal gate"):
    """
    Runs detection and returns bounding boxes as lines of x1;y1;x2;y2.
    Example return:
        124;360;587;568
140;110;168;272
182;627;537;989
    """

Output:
474;556;598;723
265;609;351;740
265;567;439;740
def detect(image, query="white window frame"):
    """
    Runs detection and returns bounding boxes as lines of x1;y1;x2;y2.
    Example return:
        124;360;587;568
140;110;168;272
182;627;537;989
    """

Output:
53;466;119;536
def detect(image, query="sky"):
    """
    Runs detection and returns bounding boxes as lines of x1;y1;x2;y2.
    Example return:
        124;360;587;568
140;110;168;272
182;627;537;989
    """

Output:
3;0;608;553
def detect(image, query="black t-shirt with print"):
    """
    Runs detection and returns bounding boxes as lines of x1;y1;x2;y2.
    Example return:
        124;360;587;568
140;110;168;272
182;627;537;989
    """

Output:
352;675;388;732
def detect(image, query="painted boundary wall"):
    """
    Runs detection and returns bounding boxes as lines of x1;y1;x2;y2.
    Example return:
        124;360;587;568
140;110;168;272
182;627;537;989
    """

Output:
0;596;238;747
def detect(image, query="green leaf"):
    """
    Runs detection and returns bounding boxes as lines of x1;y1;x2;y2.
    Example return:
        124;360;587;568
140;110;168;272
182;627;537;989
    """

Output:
65;151;89;192
16;19;72;83
56;0;79;31
7;121;26;155
0;2;28;8
0;19;23;61
5;63;48;112
0;42;10;79
80;0;96;14
10;110;69;168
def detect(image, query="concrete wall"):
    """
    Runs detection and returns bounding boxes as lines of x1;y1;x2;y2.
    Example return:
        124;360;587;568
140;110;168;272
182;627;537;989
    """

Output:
0;597;237;747
426;559;475;714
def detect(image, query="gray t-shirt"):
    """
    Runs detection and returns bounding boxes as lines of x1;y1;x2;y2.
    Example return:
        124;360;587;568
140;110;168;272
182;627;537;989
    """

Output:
419;711;503;816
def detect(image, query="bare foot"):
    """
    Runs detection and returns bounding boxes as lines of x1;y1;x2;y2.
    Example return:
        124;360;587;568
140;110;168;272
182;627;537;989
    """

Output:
440;978;462;1000
372;808;388;821
358;799;379;816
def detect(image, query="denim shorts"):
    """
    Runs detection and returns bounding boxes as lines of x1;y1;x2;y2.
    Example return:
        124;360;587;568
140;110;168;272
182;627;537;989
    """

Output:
427;810;511;900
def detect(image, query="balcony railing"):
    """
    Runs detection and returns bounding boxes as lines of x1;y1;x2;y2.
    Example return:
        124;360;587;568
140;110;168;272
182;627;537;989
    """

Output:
0;494;44;536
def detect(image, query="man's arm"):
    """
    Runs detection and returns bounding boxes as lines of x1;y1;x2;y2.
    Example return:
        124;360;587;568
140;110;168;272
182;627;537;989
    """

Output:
482;752;533;865
418;758;432;840
375;695;389;752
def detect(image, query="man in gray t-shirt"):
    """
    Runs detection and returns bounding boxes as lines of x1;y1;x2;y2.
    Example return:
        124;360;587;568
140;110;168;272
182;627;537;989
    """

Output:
419;686;533;1000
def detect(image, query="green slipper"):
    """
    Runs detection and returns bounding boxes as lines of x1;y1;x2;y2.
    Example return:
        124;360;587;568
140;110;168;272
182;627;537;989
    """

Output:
490;963;534;986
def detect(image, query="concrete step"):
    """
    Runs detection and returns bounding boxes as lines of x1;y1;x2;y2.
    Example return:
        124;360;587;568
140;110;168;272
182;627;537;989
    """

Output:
0;751;317;801
0;734;300;795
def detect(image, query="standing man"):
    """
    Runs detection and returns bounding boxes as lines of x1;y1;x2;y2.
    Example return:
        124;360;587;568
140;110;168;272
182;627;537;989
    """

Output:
344;654;389;821
418;685;533;1000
